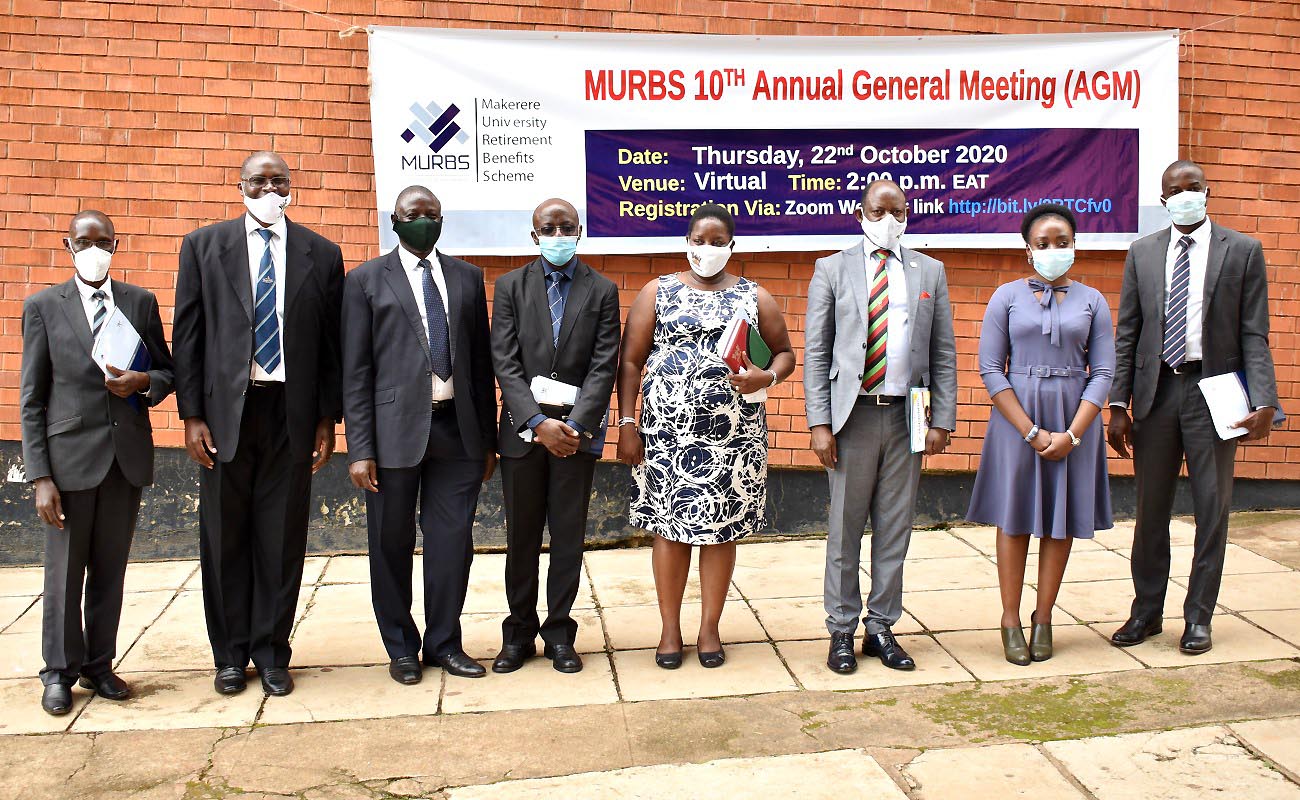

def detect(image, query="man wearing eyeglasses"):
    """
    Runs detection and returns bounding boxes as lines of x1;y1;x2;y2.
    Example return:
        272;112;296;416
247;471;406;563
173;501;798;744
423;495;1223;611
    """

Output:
488;198;620;675
174;151;344;698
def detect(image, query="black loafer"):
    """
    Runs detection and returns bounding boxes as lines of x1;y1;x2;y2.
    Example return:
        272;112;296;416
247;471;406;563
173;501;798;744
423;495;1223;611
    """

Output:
544;643;584;673
432;651;486;678
259;667;294;696
1180;623;1212;655
1111;617;1163;647
827;631;857;674
863;629;915;671
492;643;537;674
697;648;726;669
214;666;247;696
388;655;423;685
41;683;72;716
78;672;131;701
654;650;683;670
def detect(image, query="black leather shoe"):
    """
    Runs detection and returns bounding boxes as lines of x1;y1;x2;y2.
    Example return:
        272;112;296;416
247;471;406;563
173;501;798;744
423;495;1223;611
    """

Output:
544;643;584;673
863;629;916;671
1110;617;1162;647
41;683;72;716
388;656;423;685
827;631;857;674
697;648;726;669
492;643;537;674
78;672;131;700
214;667;247;695
433;651;486;678
259;667;294;696
655;650;683;669
1180;623;1212;655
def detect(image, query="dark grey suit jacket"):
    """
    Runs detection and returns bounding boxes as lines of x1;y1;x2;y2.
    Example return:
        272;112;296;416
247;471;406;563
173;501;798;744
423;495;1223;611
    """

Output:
342;247;496;468
20;278;175;492
173;217;344;463
1110;222;1280;420
490;257;621;459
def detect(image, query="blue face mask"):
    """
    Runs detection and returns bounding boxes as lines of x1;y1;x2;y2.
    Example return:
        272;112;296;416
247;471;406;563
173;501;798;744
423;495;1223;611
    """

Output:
538;235;578;266
1164;191;1207;227
1031;247;1075;281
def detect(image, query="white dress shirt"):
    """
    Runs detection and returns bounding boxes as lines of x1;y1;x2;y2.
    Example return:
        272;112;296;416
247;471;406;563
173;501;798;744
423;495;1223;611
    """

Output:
246;213;287;382
76;274;115;338
859;241;912;397
1164;217;1212;362
396;245;455;400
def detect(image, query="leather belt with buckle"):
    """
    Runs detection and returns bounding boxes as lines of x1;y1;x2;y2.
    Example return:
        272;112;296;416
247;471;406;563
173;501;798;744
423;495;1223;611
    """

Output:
430;399;453;412
1168;361;1202;375
248;379;282;390
858;394;904;406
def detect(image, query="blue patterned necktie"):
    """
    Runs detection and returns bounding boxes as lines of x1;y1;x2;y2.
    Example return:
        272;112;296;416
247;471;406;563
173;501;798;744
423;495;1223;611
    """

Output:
546;269;567;347
253;228;281;373
1027;279;1070;347
90;290;107;340
1162;235;1195;368
420;258;452;381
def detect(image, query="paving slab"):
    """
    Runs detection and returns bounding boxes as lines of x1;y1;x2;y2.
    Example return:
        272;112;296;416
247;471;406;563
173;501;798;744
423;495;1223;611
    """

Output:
902;742;1087;799
750;596;921;640
257;665;443;725
601;600;767;651
613;642;796;702
0;566;44;597
447;749;907;800
936;625;1143;682
585;548;713;606
120;559;198;594
1028;548;1134;583
1231;717;1300;783
1213;571;1300;612
460;608;605;658
903;586;1044;632
0;596;35;631
1089;615;1300;668
291;615;391;667
1053;578;1188;624
1046;725;1300;800
1089;519;1198;550
301;581;385;623
1241;611;1300;649
1113;543;1292;579
0;631;41;678
115;590;215;672
442;652;619;714
735;538;826;568
69;669;263;732
777;635;974;692
897;531;983;560
728;560;826;599
905;556;1001;591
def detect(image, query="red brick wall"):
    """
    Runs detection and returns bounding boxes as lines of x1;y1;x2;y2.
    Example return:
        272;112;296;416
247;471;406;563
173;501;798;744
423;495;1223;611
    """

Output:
2;1;1297;480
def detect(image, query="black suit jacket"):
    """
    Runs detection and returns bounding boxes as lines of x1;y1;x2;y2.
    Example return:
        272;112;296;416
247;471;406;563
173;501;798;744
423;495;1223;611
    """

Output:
1111;222;1281;420
491;257;621;459
341;247;496;468
20;278;175;492
173;216;344;463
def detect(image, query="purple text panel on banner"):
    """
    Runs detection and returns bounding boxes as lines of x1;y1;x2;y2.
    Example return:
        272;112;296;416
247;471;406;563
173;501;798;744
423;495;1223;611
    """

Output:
585;128;1138;238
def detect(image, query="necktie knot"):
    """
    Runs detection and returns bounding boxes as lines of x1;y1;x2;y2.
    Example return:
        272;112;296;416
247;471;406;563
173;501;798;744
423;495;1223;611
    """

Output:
91;290;106;301
547;269;568;285
1178;235;1193;252
418;258;432;272
256;228;273;243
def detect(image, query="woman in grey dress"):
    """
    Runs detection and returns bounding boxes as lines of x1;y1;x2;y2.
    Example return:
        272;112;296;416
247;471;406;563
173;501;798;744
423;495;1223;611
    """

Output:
966;203;1115;665
616;204;795;670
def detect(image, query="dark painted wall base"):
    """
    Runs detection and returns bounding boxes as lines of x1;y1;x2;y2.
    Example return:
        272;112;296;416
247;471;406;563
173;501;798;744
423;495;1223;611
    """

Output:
2;440;1298;566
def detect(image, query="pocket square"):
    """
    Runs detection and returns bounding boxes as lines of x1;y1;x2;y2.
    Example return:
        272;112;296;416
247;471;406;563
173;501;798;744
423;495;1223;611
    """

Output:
920;291;932;299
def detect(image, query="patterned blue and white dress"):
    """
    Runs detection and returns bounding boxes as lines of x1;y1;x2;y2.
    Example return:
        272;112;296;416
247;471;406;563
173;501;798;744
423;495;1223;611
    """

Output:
630;275;767;545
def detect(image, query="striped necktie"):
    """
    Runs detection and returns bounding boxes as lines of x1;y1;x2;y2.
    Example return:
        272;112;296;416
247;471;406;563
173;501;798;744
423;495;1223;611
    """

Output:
90;290;107;340
1162;235;1195;368
253;228;282;373
546;269;567;347
862;248;891;393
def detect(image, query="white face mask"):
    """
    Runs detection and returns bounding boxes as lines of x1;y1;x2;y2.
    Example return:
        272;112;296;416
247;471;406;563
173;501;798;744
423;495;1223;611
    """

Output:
244;191;291;224
860;211;907;251
687;243;732;278
1164;190;1207;227
72;245;113;283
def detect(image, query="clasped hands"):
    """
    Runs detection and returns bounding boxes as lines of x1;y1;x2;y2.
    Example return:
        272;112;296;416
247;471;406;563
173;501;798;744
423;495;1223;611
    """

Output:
1027;428;1074;461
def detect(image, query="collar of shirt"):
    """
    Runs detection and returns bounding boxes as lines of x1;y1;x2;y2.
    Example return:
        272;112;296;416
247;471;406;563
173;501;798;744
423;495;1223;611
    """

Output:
397;244;440;274
863;239;903;264
75;274;113;304
244;213;287;244
543;256;577;282
1169;217;1212;249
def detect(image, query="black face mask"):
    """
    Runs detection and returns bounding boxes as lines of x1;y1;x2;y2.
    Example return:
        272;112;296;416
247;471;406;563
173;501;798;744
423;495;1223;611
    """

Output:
392;217;442;251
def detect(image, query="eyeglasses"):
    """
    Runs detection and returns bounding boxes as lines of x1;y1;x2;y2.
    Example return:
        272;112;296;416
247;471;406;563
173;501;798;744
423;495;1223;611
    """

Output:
535;224;580;237
242;176;291;190
70;239;115;251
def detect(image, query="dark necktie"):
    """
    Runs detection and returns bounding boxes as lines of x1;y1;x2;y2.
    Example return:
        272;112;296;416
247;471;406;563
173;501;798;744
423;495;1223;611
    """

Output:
1027;279;1070;347
1162;235;1195;368
862;249;890;393
90;290;107;340
420;258;452;381
253;228;282;373
546;270;568;347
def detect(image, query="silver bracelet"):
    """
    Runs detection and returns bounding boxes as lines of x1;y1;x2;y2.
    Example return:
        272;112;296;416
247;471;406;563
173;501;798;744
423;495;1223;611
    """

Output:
767;369;779;387
617;417;638;428
1024;425;1040;445
1066;429;1080;447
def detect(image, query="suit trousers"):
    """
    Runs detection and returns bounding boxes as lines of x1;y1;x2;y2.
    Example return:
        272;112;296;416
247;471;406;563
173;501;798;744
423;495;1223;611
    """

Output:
40;460;141;686
199;383;312;671
366;407;483;660
499;446;596;648
1130;366;1237;625
824;400;921;636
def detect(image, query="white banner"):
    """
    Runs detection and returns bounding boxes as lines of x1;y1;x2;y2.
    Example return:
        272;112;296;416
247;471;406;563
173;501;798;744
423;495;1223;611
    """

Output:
368;28;1178;255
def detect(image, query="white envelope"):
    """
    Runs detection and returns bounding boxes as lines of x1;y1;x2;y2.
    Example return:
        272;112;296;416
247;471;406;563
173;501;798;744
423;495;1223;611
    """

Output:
1198;372;1251;440
530;375;580;407
90;308;146;377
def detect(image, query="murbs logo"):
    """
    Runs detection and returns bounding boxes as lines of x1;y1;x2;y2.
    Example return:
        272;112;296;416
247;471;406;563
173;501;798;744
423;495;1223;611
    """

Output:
400;101;472;171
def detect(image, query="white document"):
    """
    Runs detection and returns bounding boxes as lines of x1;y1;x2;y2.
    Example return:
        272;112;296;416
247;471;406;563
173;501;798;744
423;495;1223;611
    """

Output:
1198;372;1251;440
90;308;147;377
908;387;932;453
519;376;582;441
741;387;767;405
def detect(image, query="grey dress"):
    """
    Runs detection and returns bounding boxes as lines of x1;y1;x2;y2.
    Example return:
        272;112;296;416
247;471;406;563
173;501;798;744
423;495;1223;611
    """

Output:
966;278;1115;539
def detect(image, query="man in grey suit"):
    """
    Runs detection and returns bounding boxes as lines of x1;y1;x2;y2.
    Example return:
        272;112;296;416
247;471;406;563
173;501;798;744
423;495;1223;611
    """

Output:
805;180;957;675
21;211;174;715
1108;159;1280;656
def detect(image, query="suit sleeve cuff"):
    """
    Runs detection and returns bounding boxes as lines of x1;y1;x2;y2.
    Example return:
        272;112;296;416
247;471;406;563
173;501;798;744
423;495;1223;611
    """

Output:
524;414;547;430
565;418;587;436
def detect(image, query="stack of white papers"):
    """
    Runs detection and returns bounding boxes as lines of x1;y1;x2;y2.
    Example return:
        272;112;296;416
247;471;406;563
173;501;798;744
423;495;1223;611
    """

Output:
1197;372;1250;439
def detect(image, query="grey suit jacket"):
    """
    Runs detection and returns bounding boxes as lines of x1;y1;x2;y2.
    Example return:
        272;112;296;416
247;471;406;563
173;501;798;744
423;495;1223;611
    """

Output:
1110;222;1280;420
20;278;175;492
804;241;958;435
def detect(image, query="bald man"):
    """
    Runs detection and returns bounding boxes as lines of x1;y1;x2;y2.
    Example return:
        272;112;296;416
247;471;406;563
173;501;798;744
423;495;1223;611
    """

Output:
489;199;620;675
174;151;344;697
342;185;497;683
21;211;174;714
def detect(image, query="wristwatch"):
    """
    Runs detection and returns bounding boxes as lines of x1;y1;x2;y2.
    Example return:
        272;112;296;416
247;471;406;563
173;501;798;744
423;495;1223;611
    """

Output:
1065;429;1081;447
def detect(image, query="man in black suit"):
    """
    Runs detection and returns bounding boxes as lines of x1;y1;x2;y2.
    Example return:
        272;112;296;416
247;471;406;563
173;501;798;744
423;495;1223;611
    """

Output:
21;210;174;715
174;151;344;697
1108;159;1281;656
342;185;497;684
489;199;620;675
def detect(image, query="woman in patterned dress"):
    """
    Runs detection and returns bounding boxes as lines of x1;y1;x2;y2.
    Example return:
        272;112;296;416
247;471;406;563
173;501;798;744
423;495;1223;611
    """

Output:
616;204;795;669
